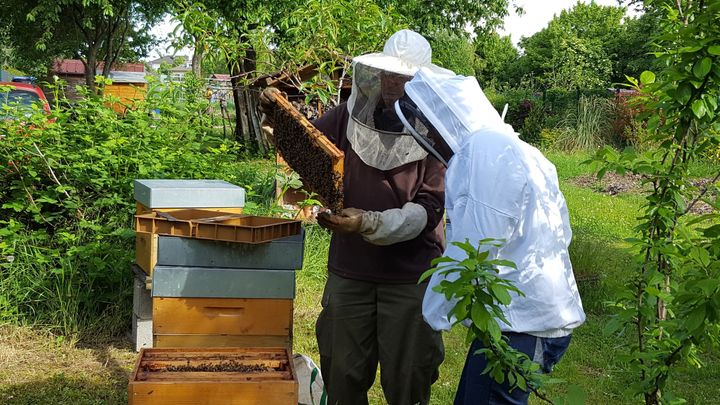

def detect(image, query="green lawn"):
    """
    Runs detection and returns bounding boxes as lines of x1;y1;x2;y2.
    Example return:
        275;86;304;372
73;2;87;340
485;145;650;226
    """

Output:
1;151;718;404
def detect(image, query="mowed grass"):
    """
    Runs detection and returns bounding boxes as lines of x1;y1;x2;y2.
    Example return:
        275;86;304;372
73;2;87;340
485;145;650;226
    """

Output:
2;151;719;404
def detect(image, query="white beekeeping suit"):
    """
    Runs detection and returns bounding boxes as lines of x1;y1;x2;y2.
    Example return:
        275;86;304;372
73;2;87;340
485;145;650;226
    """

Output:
399;68;586;337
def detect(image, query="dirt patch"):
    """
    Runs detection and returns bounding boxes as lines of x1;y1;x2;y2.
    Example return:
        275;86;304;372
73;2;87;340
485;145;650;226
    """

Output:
570;173;717;215
570;172;645;195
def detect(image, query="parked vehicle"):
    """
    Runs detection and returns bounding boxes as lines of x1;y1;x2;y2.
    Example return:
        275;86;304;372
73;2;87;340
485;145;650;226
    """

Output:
0;82;51;117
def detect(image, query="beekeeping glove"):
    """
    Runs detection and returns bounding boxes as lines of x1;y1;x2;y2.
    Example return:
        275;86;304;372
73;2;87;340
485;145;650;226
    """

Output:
258;87;283;126
317;208;364;234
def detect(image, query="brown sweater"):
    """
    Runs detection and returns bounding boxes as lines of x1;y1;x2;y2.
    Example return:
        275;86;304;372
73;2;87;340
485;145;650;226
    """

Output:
313;103;446;284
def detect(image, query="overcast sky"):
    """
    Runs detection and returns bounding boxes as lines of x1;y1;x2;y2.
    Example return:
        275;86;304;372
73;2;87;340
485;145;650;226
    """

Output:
146;0;639;60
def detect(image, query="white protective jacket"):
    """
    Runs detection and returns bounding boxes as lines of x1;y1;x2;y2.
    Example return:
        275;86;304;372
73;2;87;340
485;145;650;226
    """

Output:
407;69;586;337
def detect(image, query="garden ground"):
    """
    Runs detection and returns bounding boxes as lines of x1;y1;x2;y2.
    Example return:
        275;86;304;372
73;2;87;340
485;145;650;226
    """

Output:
1;152;719;405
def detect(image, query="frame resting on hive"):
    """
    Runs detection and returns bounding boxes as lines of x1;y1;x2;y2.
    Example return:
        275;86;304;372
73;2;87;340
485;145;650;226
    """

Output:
272;95;344;213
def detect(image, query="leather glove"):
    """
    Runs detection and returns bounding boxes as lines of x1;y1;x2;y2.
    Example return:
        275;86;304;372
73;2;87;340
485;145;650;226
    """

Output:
317;208;365;234
258;87;283;125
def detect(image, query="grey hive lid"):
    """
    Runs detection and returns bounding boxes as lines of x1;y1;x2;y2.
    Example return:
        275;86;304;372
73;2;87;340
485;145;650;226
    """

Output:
134;179;245;208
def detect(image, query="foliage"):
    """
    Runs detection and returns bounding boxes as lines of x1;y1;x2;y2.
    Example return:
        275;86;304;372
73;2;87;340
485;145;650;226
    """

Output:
515;2;625;90
277;0;405;106
419;239;564;404
0;76;275;336
608;91;647;148
428;30;477;77
1;0;166;91
375;0;516;37
555;96;612;151
474;32;519;86
593;1;720;403
610;10;664;84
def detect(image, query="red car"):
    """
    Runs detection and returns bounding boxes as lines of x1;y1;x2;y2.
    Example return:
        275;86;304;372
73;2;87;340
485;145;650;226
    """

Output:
0;82;51;117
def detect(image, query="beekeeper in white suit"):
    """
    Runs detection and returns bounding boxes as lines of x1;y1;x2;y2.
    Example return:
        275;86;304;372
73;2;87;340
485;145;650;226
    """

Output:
260;30;454;405
394;68;586;405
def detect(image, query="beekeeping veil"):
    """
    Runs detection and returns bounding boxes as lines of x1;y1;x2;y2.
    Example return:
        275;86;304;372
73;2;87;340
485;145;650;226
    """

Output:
347;30;454;170
395;67;515;162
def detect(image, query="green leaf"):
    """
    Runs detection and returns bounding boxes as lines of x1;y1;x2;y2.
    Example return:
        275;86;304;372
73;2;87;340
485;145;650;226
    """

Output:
684;305;706;332
640;71;655;84
471;302;491;329
490;284;513;306
674;84;692;105
709;45;720;56
693;57;712;78
691;99;707;119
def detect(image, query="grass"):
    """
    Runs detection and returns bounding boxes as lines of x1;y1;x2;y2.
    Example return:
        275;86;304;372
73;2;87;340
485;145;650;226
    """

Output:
1;151;719;404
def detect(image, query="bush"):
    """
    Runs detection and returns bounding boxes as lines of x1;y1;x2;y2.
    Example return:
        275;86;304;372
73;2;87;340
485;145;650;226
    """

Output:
0;77;275;336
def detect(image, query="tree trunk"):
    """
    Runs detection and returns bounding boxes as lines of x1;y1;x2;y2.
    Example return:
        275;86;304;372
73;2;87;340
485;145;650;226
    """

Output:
247;90;265;154
192;39;203;77
238;86;251;146
85;46;98;94
229;60;244;144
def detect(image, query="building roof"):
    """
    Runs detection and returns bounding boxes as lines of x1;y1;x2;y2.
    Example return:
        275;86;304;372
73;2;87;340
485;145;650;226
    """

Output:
108;71;147;84
149;56;176;65
210;73;231;81
52;59;145;75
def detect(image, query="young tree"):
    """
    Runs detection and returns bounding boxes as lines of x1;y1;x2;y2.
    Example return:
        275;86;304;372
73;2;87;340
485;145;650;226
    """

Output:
277;0;405;106
597;1;720;403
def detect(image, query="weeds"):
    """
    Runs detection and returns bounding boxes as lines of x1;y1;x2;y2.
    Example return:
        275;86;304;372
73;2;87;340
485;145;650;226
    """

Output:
0;77;274;337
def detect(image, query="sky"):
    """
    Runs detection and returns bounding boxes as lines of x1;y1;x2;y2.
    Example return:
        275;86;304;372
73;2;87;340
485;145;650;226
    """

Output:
146;0;640;60
498;0;640;45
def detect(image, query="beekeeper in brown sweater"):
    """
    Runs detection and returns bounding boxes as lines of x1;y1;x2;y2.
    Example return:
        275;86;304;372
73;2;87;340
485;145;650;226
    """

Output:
260;30;452;405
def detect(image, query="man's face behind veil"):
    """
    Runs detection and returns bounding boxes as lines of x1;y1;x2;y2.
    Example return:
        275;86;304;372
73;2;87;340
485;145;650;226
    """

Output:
380;71;412;109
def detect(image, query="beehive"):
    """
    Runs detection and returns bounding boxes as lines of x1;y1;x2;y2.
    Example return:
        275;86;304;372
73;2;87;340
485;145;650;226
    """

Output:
129;179;302;404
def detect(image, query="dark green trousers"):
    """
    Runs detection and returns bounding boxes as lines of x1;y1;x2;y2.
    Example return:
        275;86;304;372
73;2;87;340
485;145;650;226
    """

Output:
316;272;445;405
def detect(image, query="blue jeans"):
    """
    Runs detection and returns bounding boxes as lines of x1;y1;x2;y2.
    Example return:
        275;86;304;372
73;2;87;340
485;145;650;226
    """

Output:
454;332;572;405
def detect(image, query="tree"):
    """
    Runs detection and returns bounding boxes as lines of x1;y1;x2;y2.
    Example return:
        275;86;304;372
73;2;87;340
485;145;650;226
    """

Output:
275;0;405;107
1;0;166;93
609;9;664;84
474;32;519;86
375;0;518;37
515;1;625;89
596;1;720;404
427;30;478;77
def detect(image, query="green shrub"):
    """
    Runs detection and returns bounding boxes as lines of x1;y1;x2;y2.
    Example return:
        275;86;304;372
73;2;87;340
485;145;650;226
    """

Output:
0;77;275;336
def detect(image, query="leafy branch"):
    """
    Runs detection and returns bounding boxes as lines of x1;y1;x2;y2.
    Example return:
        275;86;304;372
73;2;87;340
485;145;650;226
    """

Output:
420;238;562;404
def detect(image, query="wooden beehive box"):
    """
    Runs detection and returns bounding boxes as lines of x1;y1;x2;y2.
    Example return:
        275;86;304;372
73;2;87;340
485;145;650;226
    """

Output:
129;347;298;405
152;296;293;349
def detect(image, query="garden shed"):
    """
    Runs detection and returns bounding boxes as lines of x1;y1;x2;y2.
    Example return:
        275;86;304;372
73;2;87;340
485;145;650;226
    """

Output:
105;71;148;114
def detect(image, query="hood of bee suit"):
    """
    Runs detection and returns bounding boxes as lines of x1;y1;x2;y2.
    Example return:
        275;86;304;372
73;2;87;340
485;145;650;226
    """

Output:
401;67;516;155
345;29;455;170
